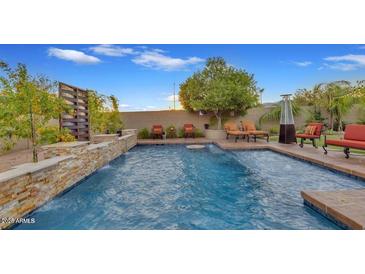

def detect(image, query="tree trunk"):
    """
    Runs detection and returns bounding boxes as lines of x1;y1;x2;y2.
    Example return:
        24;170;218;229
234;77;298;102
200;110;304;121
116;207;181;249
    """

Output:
216;113;222;130
29;105;38;162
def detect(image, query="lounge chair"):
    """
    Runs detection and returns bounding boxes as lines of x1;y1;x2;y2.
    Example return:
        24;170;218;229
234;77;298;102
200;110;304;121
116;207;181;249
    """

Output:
183;124;195;138
241;120;269;142
323;124;365;158
224;122;248;142
151;124;164;139
296;122;323;148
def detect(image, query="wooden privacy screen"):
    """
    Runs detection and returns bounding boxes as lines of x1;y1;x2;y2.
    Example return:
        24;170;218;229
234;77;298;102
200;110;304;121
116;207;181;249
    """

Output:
59;82;90;141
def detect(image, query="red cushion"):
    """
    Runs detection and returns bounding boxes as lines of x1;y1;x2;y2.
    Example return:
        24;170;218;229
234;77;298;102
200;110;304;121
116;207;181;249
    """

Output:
308;123;323;136
344;124;365;141
326;139;365;150
296;133;320;139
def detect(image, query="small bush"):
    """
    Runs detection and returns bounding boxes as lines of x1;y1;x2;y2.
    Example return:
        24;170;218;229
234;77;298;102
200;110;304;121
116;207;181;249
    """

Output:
269;127;279;135
177;128;185;138
38;126;75;144
138;128;150;139
58;128;76;142
195;128;205;137
166;125;177;138
0;137;15;152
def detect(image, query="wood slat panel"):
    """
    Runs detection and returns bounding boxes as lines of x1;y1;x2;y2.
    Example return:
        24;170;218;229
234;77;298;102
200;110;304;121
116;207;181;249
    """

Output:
59;82;90;141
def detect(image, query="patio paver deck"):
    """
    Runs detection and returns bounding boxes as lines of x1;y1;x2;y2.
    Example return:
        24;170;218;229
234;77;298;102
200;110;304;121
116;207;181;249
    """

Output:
301;189;365;229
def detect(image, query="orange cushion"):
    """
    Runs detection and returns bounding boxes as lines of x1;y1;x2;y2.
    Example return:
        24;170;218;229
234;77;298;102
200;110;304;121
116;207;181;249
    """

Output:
304;125;316;135
344;124;365;141
243;121;256;131
326;139;365;150
296;133;320;139
185;127;193;132
225;123;239;131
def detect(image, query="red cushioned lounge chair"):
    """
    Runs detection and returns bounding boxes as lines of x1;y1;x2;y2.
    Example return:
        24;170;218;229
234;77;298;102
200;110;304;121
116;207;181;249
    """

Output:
323;124;365;158
151;124;164;139
183;124;195;138
296;122;323;148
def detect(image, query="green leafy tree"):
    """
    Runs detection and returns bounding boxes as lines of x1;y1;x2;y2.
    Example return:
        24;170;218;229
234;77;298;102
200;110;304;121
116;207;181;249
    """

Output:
0;62;69;161
88;89;108;134
293;81;356;131
105;95;123;133
179;57;260;129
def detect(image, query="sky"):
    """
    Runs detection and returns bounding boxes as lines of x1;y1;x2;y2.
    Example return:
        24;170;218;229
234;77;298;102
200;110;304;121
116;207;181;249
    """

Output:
1;44;365;111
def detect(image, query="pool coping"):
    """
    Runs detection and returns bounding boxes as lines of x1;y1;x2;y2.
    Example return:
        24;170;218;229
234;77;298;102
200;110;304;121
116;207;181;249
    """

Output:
9;141;365;230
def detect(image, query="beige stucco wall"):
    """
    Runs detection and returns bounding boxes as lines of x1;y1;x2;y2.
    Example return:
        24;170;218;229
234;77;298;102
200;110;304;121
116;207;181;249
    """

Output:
121;110;213;131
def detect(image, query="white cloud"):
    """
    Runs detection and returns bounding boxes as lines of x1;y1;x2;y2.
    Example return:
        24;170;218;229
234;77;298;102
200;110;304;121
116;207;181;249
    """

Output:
293;61;312;67
323;54;365;71
132;49;204;71
165;94;179;102
48;48;100;64
90;44;135;57
120;104;130;107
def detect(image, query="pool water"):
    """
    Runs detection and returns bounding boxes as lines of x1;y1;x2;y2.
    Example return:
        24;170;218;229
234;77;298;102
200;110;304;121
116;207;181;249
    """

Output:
15;145;365;229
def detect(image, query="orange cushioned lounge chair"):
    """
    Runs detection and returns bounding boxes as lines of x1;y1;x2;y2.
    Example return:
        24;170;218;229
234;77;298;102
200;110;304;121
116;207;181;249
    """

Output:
296;122;323;148
224;122;248;142
183;124;195;138
323;124;365;159
152;124;164;139
241;120;269;142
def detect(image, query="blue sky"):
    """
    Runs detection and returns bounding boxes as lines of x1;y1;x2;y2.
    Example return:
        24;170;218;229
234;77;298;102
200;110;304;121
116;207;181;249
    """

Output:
1;44;365;111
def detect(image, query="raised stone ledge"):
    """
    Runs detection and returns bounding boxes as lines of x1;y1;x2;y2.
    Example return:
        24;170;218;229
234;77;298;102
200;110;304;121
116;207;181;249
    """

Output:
42;141;89;149
0;155;74;184
87;141;112;151
118;134;133;140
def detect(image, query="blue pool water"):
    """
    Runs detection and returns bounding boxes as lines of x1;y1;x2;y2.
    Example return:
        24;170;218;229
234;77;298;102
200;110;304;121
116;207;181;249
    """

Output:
15;145;365;229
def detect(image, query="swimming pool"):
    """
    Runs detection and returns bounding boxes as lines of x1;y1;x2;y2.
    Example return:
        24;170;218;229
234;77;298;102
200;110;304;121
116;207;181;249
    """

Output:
15;144;365;229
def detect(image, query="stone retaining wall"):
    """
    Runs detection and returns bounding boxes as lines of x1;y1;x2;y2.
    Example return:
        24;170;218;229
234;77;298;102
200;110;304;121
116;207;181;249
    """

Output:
0;133;137;229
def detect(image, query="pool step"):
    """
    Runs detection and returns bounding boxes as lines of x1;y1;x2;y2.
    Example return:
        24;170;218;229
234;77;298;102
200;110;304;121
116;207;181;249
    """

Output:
301;189;365;230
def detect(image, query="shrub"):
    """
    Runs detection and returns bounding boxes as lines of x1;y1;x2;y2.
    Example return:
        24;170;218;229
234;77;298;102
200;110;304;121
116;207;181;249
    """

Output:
58;128;76;142
195;128;205;137
0;137;15;152
166;125;177;138
269;127;279;135
177;128;185;138
138;128;150;139
38;126;75;144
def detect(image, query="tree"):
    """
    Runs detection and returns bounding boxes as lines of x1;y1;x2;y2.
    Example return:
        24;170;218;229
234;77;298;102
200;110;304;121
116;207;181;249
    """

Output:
88;89;108;134
293;81;356;131
179;57;260;129
105;95;123;133
0;62;69;162
88;90;123;134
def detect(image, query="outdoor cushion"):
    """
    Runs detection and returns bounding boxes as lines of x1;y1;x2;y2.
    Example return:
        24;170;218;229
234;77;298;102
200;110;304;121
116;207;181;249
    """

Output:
227;130;246;136
248;130;268;135
304;125;316;135
296;133;320;139
224;123;239;131
242;121;256;131
344;124;365;141
309;122;323;136
184;127;193;132
326;139;365;150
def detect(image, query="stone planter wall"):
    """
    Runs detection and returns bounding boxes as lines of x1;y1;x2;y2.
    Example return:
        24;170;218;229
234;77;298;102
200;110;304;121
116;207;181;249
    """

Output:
204;129;227;140
0;133;137;229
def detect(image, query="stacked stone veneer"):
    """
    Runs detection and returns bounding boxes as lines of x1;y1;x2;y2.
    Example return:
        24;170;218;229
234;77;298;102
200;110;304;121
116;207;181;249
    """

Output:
0;133;137;229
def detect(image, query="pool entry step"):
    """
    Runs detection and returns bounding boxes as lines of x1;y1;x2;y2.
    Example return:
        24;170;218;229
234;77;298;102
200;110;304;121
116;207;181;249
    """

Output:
301;189;365;229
